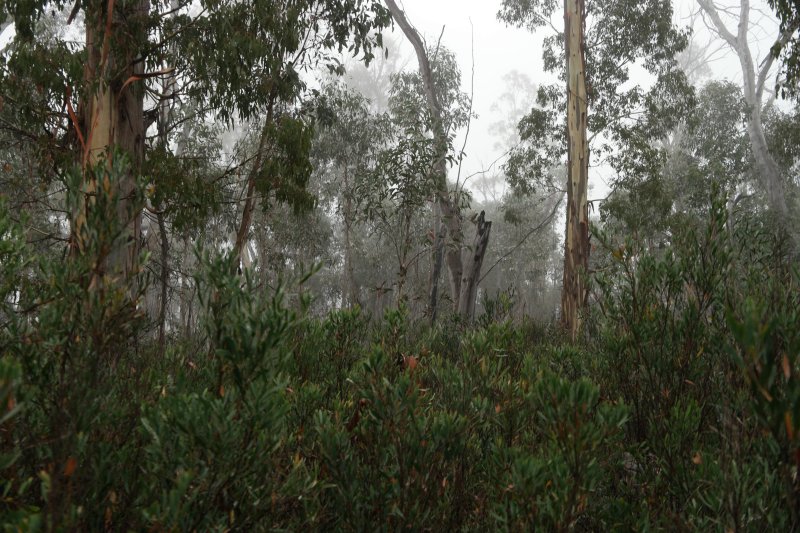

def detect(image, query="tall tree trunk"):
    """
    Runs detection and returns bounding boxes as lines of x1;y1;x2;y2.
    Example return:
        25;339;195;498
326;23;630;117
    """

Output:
342;170;360;307
428;219;446;324
457;211;492;320
153;16;180;355
560;0;590;341
736;4;793;237
156;211;169;352
80;0;148;279
384;0;465;314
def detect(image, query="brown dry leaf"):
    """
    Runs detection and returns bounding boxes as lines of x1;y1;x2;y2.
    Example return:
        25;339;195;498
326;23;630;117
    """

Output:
403;355;418;372
64;456;77;477
782;354;792;380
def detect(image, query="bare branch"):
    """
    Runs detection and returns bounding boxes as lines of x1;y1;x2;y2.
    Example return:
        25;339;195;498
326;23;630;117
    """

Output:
696;0;740;49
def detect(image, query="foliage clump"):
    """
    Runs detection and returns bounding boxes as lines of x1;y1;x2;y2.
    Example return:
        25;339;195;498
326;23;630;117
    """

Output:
1;166;798;529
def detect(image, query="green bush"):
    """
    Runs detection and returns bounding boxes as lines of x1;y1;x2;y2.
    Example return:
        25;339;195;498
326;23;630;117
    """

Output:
591;192;800;528
2;168;798;530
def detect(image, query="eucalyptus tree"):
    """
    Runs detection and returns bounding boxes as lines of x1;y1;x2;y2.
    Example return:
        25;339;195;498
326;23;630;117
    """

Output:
697;0;797;249
384;0;453;320
477;190;564;321
169;1;391;273
312;82;390;307
358;105;438;309
0;13;77;258
478;71;564;319
765;103;800;180
498;0;689;338
348;44;473;314
0;0;391;286
602;80;752;245
488;70;539;152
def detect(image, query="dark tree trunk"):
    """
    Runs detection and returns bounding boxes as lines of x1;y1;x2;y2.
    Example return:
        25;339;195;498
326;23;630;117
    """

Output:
231;104;274;274
457;211;491;320
428;219;447;324
342;170;360;307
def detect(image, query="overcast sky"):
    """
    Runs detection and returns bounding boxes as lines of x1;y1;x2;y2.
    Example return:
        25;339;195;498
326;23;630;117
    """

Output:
385;0;784;201
381;0;550;199
0;0;786;202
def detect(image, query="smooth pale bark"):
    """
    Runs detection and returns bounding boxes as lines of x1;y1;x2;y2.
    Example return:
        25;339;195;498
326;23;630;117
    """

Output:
80;1;148;279
560;0;590;341
457;211;492;320
384;0;465;315
697;0;799;249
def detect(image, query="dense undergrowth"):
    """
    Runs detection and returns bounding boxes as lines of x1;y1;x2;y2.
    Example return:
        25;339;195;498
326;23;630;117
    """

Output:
1;182;799;530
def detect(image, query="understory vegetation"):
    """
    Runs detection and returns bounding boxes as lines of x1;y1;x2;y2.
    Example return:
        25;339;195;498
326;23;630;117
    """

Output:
3;0;800;529
1;180;798;531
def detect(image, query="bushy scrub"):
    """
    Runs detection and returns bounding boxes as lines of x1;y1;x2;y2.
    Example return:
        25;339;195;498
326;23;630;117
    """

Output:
591;193;800;529
2;170;798;530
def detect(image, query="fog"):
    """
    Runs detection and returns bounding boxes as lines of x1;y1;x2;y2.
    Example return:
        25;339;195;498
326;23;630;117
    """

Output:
381;0;783;200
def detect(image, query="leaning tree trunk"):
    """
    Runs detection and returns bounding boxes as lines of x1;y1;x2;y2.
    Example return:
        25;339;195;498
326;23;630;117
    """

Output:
231;103;274;274
385;0;465;316
737;12;794;244
457;211;492;320
560;0;590;341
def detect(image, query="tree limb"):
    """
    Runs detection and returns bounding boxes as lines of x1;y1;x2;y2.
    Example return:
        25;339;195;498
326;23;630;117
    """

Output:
479;193;564;284
697;0;740;50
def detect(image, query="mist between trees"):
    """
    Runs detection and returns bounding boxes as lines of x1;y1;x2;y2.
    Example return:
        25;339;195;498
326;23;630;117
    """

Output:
1;0;799;529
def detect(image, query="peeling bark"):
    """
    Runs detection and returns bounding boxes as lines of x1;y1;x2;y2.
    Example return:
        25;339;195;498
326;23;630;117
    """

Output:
80;0;148;279
561;0;590;340
457;211;492;320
